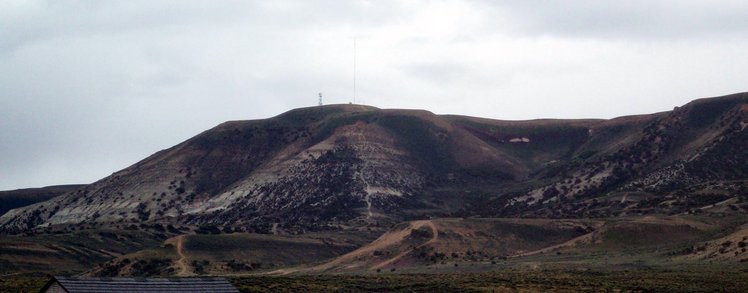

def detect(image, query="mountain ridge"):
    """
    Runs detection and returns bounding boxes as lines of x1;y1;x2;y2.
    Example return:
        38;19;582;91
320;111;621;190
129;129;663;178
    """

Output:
2;92;747;235
0;184;86;216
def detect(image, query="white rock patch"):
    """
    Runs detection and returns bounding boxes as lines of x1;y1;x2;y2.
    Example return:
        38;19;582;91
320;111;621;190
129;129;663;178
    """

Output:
509;137;531;143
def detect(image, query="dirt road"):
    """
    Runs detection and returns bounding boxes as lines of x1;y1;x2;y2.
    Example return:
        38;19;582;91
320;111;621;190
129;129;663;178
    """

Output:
372;220;438;269
172;235;192;276
269;220;439;275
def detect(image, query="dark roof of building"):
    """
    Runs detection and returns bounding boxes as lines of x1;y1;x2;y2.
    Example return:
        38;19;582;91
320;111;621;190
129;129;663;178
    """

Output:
40;276;239;293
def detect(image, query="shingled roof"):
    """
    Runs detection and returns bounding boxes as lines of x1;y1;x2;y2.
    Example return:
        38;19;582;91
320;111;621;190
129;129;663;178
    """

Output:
39;276;239;293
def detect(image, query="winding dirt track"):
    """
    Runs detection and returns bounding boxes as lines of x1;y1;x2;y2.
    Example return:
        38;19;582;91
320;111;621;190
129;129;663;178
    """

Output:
512;231;596;258
355;130;374;219
372;220;438;269
270;220;438;275
512;220;606;258
173;235;192;276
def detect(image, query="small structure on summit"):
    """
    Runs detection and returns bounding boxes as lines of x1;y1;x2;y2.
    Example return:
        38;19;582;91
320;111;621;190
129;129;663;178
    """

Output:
39;276;239;293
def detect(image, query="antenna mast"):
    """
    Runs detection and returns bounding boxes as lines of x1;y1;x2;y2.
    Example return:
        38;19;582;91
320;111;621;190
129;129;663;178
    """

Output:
353;38;357;104
318;92;323;106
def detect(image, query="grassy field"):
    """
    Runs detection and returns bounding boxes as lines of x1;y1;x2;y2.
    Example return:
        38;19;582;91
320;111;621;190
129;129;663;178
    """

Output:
1;215;746;291
0;276;48;293
233;268;748;292
181;232;366;274
0;229;167;275
3;268;746;293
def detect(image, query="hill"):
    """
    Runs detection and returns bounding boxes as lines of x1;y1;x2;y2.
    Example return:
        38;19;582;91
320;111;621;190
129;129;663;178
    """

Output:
1;92;748;283
0;184;85;215
1;93;747;235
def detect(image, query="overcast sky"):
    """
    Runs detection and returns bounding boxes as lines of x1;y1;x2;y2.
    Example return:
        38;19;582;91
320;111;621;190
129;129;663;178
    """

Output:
2;0;748;190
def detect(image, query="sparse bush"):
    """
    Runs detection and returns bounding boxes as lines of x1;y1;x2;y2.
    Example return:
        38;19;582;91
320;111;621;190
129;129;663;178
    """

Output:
191;260;210;274
196;225;221;234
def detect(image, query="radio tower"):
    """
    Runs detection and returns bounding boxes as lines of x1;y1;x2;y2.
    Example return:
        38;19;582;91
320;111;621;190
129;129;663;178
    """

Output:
318;92;323;106
353;38;357;104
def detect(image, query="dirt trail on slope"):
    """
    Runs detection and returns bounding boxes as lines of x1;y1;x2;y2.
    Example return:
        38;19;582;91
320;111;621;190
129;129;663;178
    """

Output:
511;221;608;257
362;175;373;218
372;220;438;269
512;231;596;258
355;131;374;219
358;163;373;218
169;235;193;276
269;220;438;275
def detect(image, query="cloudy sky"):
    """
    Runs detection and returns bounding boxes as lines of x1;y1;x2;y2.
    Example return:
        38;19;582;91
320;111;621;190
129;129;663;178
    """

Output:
2;0;748;190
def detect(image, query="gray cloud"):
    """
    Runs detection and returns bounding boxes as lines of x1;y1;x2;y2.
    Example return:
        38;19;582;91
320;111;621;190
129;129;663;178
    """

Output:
479;0;748;39
1;0;748;190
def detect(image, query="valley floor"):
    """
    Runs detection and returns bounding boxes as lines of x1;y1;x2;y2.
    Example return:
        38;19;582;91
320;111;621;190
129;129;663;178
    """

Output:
230;269;748;292
3;214;748;292
4;268;748;293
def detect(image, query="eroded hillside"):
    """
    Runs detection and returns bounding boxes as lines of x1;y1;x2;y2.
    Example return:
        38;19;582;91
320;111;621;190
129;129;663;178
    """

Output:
2;93;748;235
